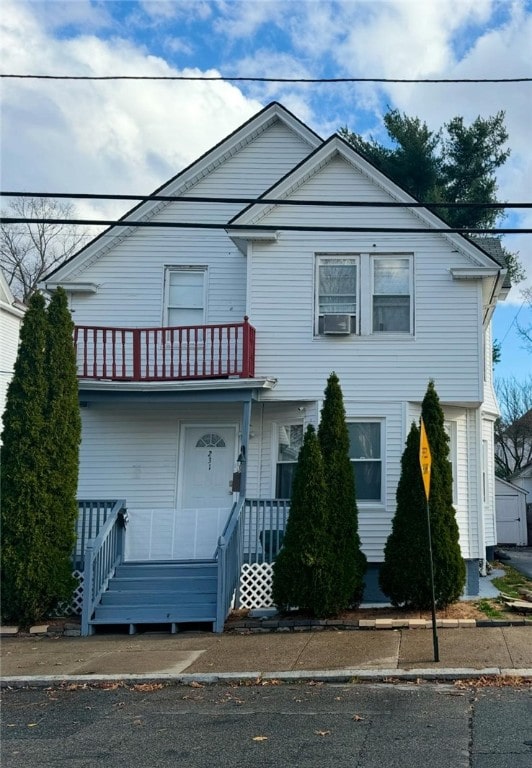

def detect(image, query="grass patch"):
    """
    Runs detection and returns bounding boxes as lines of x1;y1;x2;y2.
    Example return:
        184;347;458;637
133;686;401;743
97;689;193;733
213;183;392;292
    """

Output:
474;598;505;620
491;562;532;600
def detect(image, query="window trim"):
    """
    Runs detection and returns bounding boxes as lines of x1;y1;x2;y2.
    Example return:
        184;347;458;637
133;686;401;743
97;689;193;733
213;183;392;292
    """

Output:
348;419;384;504
371;255;413;334
163;266;207;327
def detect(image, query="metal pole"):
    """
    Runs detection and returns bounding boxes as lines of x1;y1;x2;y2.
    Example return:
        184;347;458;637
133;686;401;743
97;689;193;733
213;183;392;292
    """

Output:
425;500;440;662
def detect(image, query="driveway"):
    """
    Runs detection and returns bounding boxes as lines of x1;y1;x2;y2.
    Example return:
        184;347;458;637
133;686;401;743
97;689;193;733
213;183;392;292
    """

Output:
503;547;532;580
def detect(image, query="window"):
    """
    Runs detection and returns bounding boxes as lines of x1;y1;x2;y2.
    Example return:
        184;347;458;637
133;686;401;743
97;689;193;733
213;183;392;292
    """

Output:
317;256;357;334
372;257;411;332
275;424;304;498
165;267;206;326
315;253;413;336
444;421;457;504
348;422;382;502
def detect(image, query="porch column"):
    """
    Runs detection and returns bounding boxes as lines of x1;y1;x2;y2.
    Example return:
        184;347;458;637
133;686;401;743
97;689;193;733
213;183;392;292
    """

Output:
239;396;252;497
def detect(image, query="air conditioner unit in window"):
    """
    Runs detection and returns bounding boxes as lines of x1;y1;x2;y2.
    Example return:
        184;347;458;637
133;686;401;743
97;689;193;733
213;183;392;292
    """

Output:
323;314;351;335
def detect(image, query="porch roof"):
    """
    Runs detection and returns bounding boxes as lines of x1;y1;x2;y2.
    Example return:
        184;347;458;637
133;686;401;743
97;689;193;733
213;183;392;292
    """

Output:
78;376;277;403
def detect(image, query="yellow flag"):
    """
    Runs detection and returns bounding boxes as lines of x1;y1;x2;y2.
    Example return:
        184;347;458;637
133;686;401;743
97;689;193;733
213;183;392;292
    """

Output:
419;418;432;500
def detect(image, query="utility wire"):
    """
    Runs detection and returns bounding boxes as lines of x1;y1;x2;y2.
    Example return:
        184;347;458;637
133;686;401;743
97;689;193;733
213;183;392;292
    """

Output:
1;74;531;83
1;191;531;210
1;217;530;234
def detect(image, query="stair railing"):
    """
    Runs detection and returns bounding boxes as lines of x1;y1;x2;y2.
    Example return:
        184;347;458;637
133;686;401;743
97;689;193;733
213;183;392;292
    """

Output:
215;497;244;633
81;500;127;636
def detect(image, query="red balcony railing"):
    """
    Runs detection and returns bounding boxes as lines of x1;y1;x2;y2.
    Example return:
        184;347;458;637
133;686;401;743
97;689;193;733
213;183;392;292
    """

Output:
74;317;255;382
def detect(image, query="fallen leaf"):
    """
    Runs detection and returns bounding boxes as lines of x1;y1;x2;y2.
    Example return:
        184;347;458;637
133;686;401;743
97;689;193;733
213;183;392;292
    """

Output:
252;736;268;742
189;681;204;689
352;715;364;722
131;683;164;692
315;730;331;737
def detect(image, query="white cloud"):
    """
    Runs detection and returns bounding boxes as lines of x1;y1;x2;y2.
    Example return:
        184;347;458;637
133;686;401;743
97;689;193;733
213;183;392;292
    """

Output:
1;1;262;221
2;0;530;302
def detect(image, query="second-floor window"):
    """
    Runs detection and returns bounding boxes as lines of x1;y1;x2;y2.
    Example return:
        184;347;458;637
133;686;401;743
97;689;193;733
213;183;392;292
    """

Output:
165;267;206;326
315;253;413;336
372;257;412;333
317;256;357;334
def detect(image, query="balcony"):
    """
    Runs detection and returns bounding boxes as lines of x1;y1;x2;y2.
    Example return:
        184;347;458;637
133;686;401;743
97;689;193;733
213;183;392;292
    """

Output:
74;318;255;382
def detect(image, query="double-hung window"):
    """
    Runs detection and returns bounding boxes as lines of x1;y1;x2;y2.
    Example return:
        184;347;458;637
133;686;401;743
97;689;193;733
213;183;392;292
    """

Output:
348;421;382;502
317;255;358;334
165;267;206;327
372;257;412;333
275;423;304;498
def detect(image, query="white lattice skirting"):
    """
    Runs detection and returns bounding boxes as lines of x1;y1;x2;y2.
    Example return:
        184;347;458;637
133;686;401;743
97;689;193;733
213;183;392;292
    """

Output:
52;570;84;617
238;562;275;609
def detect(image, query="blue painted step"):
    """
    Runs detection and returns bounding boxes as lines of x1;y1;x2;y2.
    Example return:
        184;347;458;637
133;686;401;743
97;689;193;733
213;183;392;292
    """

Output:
89;560;220;630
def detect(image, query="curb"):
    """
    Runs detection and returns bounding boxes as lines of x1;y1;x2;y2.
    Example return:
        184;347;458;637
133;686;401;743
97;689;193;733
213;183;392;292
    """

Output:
2;668;532;689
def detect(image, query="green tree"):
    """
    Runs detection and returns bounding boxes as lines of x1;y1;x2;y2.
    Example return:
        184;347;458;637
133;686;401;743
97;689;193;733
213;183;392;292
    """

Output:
318;372;366;608
272;424;337;616
1;289;81;626
43;287;81;603
380;382;465;609
1;292;50;625
340;109;523;284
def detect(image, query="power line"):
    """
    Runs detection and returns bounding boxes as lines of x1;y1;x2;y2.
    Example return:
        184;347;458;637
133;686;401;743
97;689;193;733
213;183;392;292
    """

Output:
1;74;531;84
1;217;530;234
2;191;531;210
499;300;527;344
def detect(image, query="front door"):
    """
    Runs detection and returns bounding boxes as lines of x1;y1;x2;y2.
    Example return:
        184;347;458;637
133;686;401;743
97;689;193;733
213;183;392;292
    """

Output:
181;426;236;508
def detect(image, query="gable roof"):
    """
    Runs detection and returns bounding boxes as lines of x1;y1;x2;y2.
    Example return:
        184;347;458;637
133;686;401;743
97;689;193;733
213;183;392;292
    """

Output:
228;133;507;274
43;102;322;287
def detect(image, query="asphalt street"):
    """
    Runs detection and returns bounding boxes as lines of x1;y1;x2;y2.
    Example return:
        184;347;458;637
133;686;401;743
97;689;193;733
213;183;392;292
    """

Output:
1;682;531;768
505;547;532;580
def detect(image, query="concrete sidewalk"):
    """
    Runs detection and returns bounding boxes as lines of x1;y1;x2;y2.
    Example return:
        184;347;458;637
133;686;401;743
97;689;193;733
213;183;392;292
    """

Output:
1;626;531;686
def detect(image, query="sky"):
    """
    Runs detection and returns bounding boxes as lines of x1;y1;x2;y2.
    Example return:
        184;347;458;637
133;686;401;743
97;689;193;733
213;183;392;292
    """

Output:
1;0;531;382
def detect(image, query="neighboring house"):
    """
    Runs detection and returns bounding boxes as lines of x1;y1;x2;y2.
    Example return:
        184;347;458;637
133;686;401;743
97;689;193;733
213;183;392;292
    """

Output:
0;270;26;442
495;477;528;546
42;102;509;634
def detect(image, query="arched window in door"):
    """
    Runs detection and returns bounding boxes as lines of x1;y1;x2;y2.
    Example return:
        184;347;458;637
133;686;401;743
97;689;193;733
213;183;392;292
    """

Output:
195;433;226;448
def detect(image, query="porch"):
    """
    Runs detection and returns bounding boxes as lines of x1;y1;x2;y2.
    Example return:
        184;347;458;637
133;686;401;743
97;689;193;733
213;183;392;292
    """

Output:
74;318;255;382
74;497;290;635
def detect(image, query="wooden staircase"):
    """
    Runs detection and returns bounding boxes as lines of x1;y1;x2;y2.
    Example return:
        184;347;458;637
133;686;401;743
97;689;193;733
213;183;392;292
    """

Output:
88;561;219;634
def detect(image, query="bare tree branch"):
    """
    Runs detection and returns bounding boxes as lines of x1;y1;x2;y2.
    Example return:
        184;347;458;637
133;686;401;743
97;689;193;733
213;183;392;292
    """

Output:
494;375;532;477
0;197;87;302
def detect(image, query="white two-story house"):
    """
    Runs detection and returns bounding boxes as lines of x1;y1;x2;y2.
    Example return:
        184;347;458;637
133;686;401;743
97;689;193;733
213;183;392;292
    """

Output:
43;102;508;634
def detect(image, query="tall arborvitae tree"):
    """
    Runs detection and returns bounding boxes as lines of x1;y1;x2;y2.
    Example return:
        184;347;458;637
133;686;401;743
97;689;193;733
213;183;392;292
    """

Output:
318;372;366;608
380;381;465;609
43;287;81;605
272;424;337;616
1;292;50;625
421;380;465;606
1;289;81;626
379;422;429;607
